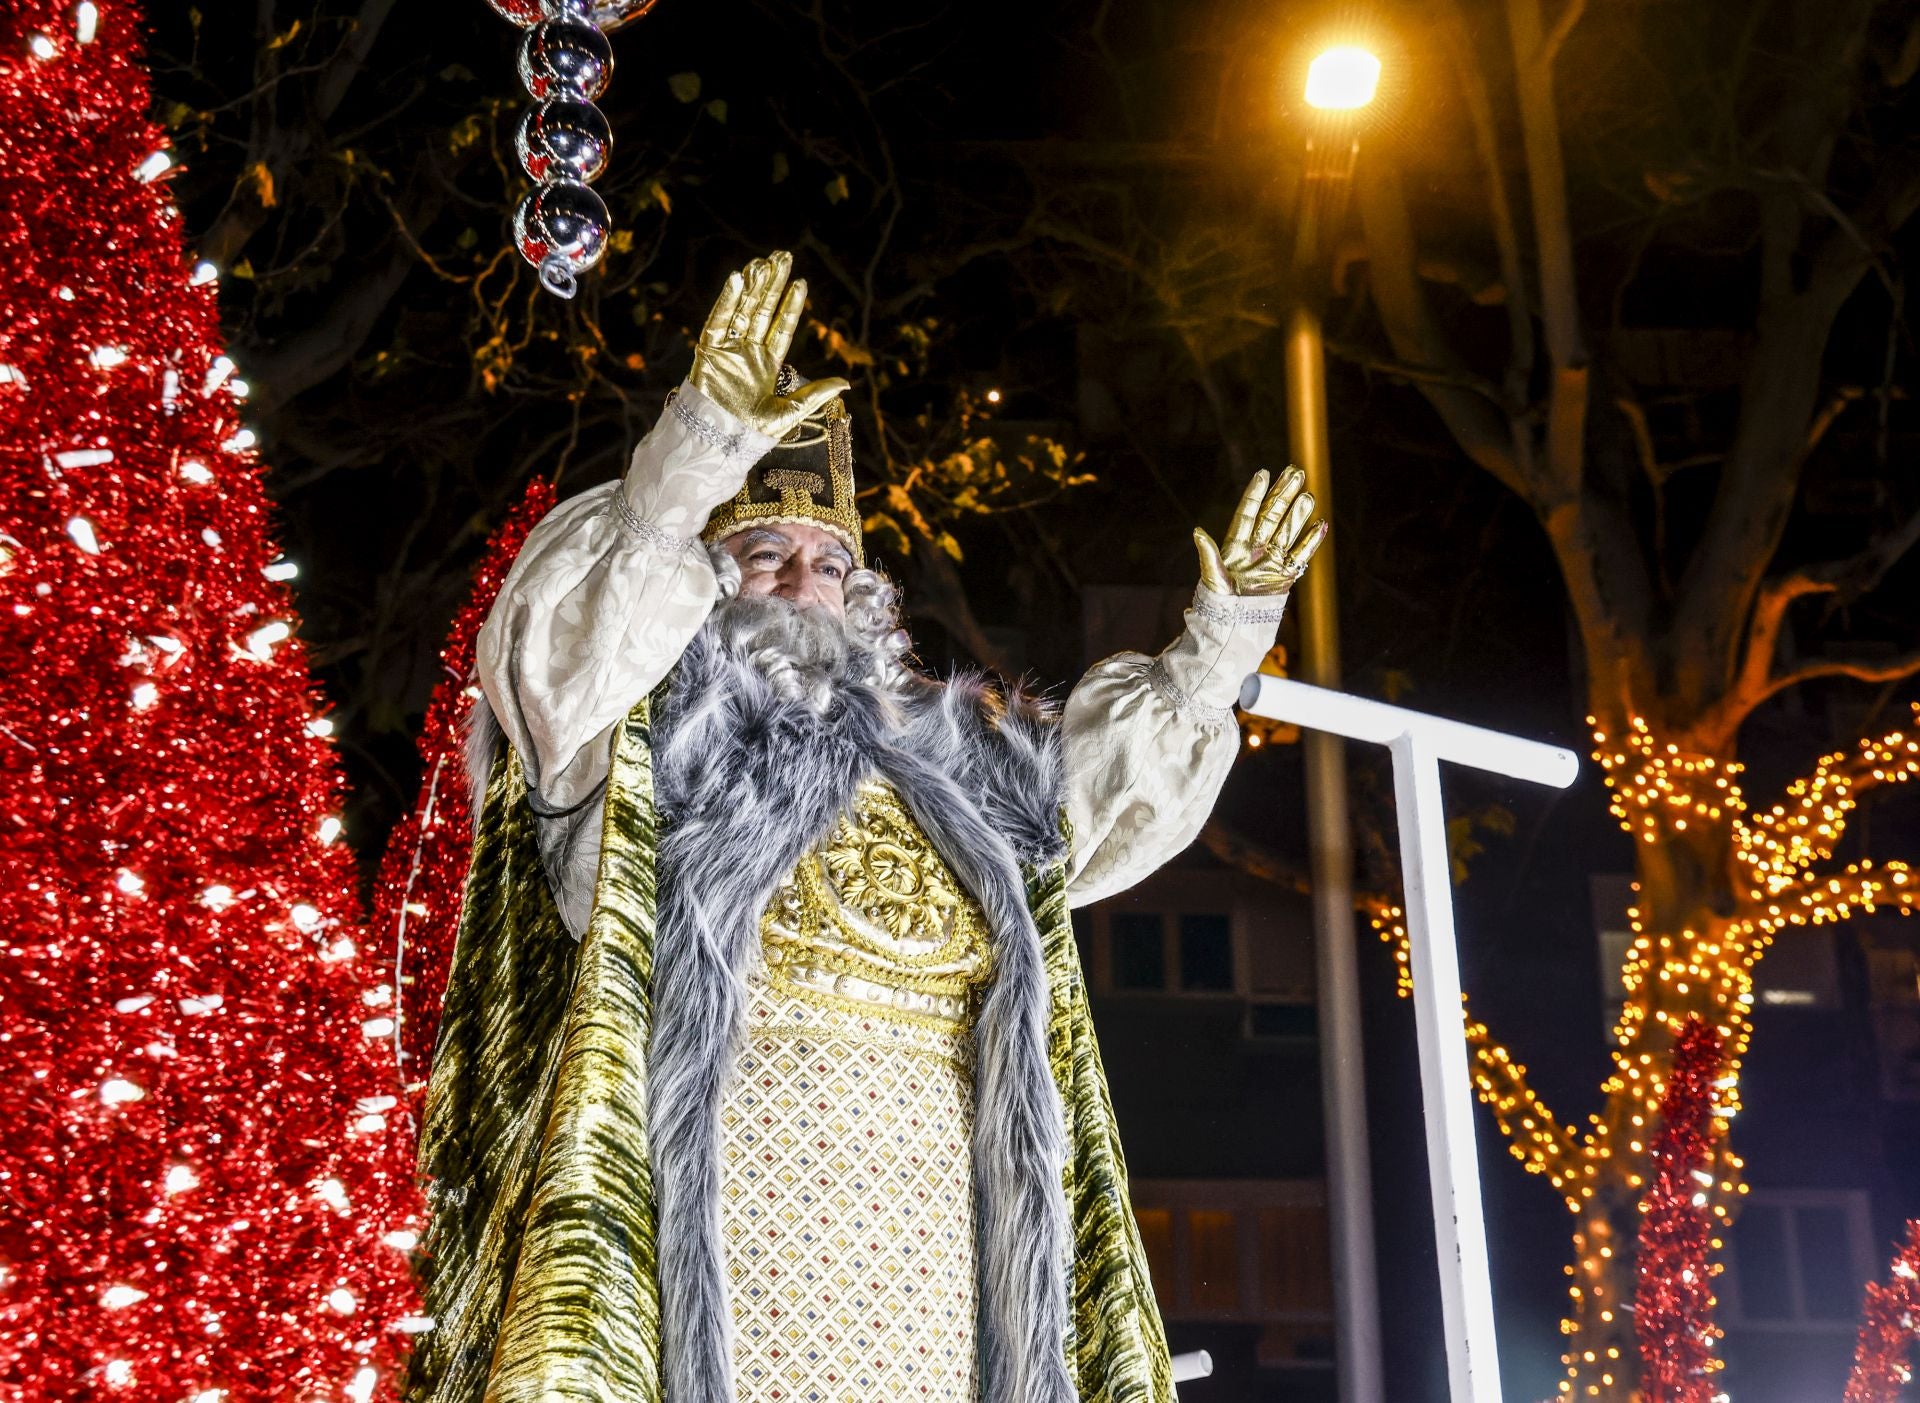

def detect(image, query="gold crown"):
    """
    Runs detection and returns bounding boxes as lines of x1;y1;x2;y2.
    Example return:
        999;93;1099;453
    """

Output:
699;366;863;567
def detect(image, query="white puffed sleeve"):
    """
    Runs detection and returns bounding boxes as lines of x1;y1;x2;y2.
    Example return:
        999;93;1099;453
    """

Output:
1060;586;1288;906
476;381;776;809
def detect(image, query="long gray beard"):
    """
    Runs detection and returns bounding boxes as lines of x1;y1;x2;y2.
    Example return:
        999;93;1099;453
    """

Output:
646;598;1076;1403
707;594;857;714
714;587;906;706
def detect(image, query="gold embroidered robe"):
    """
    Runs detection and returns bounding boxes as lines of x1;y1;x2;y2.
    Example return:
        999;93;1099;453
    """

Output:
723;781;992;1400
404;701;1174;1403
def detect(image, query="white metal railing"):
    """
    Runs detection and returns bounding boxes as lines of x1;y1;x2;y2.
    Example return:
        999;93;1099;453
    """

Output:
1237;676;1579;1403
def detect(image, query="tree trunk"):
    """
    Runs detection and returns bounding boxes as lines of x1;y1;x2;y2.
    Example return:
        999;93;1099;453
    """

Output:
1525;408;1751;1400
1564;816;1741;1402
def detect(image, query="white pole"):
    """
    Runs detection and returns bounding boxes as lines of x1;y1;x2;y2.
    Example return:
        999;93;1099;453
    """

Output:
1235;675;1579;1403
1392;733;1505;1403
1288;298;1386;1403
1171;1350;1214;1384
1240;676;1579;789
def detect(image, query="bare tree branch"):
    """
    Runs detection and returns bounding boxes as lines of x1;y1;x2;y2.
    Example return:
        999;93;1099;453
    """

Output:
1804;384;1869;457
1706;489;1920;741
1535;0;1588;68
200;0;399;268
242;160;450;409
1504;0;1588;495
314;0;400;121
1672;4;1895;678
1351;157;1528;497
1195;822;1312;896
1807;156;1920;315
1438;0;1535;417
1810;505;1920;602
1702;572;1839;744
1762;648;1920;703
1326;339;1519;415
1613;394;1658;485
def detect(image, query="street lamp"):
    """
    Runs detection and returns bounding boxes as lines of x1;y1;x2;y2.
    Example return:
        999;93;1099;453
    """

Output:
1288;39;1384;1403
1305;45;1383;111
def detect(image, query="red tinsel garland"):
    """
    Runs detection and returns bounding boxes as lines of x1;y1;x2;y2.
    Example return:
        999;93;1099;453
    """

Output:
1636;1016;1727;1403
0;4;421;1398
1845;1220;1920;1403
368;477;555;1103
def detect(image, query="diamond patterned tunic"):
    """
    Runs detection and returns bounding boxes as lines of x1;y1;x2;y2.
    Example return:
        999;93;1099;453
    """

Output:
718;781;994;1403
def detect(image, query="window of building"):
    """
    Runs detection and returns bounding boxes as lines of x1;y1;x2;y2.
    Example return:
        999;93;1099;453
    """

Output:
1089;907;1239;997
1109;911;1168;991
1246;1003;1319;1039
1868;943;1920;1101
1084;874;1315;1037
1129;1179;1335;1370
1722;1189;1871;1330
1178;913;1234;991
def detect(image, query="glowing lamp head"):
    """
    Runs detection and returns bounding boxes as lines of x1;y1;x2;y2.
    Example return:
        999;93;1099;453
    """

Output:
1305;46;1381;111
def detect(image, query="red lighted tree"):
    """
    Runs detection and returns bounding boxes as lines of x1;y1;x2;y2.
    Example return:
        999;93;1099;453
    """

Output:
1635;1018;1727;1403
1844;1222;1920;1403
0;4;422;1398
369;477;555;1101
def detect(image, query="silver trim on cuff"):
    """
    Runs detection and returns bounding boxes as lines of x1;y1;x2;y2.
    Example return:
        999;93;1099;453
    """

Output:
613;496;702;554
1147;657;1234;718
669;395;753;459
1191;589;1290;628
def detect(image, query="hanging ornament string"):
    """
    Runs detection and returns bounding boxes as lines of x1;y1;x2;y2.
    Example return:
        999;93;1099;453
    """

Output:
484;0;662;298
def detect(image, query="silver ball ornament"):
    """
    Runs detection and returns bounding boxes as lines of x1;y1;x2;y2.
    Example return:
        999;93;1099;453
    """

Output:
516;100;613;185
485;0;656;30
517;17;612;102
482;0;542;22
513;181;612;297
585;0;656;31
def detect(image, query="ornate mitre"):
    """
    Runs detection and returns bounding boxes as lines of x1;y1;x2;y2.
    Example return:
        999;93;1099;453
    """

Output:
700;365;863;567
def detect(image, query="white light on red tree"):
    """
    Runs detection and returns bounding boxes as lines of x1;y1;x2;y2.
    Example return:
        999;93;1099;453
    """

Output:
0;3;422;1397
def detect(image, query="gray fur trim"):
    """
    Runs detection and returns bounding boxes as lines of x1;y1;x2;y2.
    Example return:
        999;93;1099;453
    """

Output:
646;625;1073;1403
526;778;607;939
893;670;1069;868
463;690;503;837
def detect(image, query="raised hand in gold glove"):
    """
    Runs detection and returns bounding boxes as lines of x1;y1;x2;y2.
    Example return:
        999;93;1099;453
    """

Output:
1192;468;1329;597
690;250;850;439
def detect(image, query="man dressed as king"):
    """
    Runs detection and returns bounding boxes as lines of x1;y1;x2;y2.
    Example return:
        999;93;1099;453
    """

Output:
405;251;1327;1403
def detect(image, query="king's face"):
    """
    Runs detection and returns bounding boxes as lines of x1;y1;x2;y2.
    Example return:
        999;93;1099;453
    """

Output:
724;523;855;617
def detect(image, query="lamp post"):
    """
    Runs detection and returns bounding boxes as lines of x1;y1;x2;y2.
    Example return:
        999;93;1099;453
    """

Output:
1292;43;1384;1403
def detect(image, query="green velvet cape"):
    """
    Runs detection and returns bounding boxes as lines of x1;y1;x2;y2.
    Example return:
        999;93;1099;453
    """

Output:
403;698;1174;1402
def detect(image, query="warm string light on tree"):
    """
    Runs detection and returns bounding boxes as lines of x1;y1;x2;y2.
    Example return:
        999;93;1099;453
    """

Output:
1844;1221;1920;1403
1372;708;1919;1399
1634;1017;1726;1403
0;3;422;1398
368;478;554;1102
1370;904;1416;997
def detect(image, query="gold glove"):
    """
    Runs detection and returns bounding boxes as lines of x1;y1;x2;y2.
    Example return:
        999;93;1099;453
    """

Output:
689;250;850;438
1192;468;1329;597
